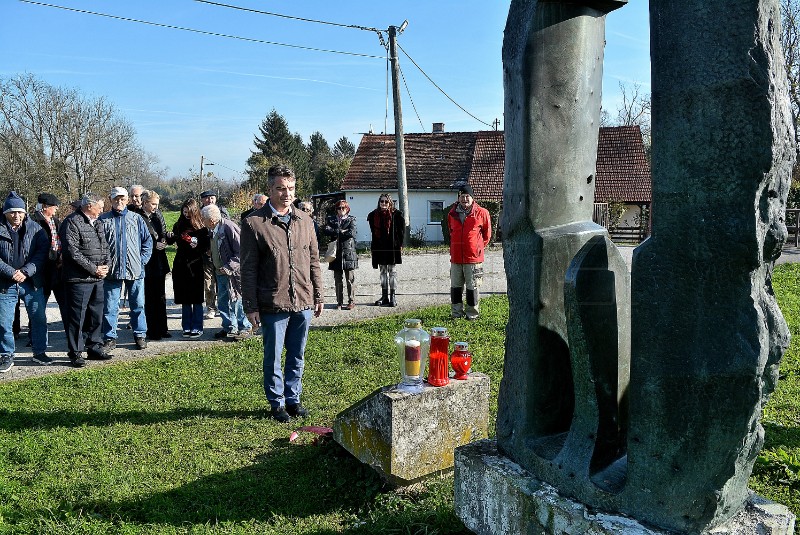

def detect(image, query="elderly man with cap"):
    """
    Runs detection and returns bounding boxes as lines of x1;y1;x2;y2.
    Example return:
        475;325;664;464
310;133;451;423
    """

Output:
446;184;491;320
99;186;153;351
199;190;228;319
30;193;63;308
0;192;50;372
60;192;110;367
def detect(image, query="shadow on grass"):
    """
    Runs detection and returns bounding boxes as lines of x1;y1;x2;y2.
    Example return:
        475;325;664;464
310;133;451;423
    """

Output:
77;439;387;528
0;407;265;432
763;422;800;449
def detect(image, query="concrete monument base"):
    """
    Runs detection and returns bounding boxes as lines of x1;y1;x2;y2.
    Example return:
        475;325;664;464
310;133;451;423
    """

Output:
454;440;795;535
333;373;490;485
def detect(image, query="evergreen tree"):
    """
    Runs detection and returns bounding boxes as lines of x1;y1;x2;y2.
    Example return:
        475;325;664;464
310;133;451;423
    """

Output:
246;109;310;195
333;136;356;159
308;131;332;194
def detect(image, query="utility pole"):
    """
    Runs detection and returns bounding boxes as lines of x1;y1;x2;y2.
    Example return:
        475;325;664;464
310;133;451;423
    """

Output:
199;155;205;194
388;21;410;244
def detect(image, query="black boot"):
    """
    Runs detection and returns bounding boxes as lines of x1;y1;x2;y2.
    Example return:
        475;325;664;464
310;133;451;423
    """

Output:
388;290;397;307
375;286;389;306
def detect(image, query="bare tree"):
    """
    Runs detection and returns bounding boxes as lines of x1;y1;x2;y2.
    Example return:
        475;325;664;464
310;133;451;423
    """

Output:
0;73;154;201
783;0;800;153
615;81;651;148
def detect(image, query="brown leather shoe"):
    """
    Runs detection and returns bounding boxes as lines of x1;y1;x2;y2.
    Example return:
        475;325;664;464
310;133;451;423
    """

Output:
345;302;355;310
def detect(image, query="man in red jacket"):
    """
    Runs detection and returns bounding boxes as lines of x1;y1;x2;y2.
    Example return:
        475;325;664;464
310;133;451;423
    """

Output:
447;184;491;320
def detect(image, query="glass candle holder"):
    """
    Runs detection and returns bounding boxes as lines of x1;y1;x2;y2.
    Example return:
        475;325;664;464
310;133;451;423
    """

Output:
450;341;472;380
394;319;430;394
427;327;450;387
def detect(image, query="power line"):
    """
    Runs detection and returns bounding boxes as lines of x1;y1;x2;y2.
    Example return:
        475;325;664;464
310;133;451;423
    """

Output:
194;0;383;33
19;0;384;59
397;42;492;127
399;65;426;133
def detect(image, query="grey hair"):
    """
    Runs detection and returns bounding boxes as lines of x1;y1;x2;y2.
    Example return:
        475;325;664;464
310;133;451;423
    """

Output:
130;184;144;193
81;192;104;207
252;193;266;203
200;204;222;223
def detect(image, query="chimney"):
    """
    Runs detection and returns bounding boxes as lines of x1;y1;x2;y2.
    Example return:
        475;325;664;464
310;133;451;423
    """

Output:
432;122;445;133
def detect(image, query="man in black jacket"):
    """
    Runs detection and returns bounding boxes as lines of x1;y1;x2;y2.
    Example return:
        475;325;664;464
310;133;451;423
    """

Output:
0;192;50;372
59;193;111;368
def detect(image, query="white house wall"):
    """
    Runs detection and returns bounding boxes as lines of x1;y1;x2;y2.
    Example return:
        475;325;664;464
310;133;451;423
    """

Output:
341;189;457;246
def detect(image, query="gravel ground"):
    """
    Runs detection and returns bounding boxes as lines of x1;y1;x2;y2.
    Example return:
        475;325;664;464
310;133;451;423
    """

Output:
3;243;797;383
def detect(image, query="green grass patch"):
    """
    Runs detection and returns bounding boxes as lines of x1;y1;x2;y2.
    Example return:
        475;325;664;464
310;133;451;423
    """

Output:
163;210;179;269
2;263;800;533
0;298;507;533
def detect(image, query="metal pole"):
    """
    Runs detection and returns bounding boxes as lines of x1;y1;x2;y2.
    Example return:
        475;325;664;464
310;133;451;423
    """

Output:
199;155;204;194
388;24;410;245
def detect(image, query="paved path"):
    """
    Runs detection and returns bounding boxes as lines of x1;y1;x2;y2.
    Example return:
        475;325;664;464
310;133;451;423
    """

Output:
3;243;797;382
0;248;508;382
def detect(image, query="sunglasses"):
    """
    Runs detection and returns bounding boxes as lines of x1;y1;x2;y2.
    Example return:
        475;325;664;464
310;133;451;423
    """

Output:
337;206;348;210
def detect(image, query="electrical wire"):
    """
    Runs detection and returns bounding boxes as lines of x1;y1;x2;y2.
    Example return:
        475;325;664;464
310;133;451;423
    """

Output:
397;42;492;127
194;0;382;33
399;65;426;133
19;0;384;59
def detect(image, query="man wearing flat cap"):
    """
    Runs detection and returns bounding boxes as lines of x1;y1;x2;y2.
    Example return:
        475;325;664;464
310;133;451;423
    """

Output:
30;193;64;311
98;186;153;351
199;190;228;319
446;183;491;320
0;192;50;372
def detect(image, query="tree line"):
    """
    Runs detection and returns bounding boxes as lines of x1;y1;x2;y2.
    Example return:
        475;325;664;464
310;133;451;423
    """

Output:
245;109;355;200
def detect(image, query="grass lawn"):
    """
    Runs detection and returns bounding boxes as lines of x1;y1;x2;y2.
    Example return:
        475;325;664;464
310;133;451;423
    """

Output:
1;266;798;533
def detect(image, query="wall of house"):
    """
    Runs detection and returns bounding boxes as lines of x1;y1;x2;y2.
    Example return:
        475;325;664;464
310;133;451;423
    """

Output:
341;189;458;246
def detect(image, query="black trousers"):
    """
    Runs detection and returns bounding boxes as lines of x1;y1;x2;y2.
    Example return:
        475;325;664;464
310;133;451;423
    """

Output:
64;280;104;356
144;274;169;338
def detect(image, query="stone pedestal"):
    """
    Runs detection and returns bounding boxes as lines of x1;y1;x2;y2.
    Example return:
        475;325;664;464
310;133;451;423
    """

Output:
454;440;796;535
333;373;490;485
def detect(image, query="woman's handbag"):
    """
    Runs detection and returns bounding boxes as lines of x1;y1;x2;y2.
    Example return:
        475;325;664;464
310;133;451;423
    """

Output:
324;241;337;263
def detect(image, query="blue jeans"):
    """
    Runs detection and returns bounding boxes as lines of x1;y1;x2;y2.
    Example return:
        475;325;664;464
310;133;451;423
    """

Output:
216;273;251;334
262;309;312;409
181;303;204;332
0;281;47;356
103;278;146;339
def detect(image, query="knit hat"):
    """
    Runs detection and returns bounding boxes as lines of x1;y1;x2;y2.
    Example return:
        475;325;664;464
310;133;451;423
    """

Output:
458;184;474;197
3;192;26;214
37;193;60;206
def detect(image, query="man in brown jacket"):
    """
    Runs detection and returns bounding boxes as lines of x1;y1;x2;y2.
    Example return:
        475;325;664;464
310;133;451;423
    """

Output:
240;165;324;423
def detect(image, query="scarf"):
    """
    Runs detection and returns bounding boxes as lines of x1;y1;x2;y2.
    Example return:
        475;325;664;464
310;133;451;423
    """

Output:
379;209;392;235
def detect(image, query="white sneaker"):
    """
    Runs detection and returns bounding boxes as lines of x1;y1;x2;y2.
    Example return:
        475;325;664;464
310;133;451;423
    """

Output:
204;309;216;319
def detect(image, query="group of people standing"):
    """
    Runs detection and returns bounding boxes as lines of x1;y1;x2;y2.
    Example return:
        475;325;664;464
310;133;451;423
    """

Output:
0;169;491;426
322;184;491;322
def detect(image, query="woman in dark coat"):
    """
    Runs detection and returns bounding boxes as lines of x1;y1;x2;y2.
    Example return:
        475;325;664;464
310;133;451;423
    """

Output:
366;194;404;307
171;198;210;337
141;190;172;340
323;200;358;309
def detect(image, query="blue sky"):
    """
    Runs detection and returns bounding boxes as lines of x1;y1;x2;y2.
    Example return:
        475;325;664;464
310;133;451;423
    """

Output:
1;1;650;182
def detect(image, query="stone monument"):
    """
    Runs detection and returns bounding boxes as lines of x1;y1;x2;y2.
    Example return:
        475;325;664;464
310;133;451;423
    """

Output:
457;0;796;533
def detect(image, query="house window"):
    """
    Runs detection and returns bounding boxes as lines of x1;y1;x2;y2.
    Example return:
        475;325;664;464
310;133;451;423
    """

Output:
428;201;445;224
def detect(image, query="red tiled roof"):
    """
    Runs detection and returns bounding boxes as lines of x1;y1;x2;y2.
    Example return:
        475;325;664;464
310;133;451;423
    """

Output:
594;125;652;203
343;126;650;204
343;132;476;191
